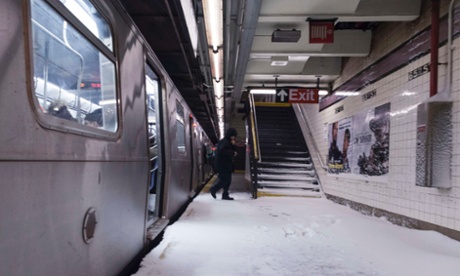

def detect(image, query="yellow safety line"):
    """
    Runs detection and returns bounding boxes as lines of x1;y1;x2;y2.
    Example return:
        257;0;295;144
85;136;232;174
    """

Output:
201;175;218;193
257;191;322;198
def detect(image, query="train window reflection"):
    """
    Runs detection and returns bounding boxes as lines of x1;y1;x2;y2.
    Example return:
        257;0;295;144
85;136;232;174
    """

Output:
31;0;118;133
146;68;158;137
58;0;113;51
176;101;186;153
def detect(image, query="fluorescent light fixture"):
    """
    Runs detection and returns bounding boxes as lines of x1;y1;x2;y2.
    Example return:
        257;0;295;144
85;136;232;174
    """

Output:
202;0;222;51
318;90;328;96
335;91;360;96
213;79;224;98
203;0;224;134
250;89;276;95
270;56;288;66
210;50;222;80
215;100;224;109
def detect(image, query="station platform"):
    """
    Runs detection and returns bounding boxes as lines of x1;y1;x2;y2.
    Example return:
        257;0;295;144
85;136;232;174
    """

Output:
132;173;460;276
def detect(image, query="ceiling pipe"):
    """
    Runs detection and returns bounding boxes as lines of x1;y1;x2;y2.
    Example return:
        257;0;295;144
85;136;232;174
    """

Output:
197;18;211;86
224;0;231;81
197;17;219;129
245;82;326;86
233;0;263;103
164;0;218;140
229;0;246;82
197;57;218;139
430;0;439;97
164;0;196;89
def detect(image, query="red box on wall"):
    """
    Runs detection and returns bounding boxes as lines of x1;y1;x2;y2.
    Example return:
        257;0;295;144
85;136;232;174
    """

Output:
309;21;334;44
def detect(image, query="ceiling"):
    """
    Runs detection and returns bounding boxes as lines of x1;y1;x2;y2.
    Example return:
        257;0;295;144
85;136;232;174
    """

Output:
119;0;422;143
119;0;219;142
230;0;421;102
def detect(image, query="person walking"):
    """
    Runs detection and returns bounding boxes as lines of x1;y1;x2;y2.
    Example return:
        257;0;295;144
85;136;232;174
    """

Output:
210;128;237;200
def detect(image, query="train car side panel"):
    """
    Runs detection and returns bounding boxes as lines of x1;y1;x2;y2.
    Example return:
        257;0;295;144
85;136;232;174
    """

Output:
163;79;192;218
0;1;149;275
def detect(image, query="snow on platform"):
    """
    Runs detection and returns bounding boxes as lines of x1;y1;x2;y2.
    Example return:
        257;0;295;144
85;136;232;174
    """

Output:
133;190;460;276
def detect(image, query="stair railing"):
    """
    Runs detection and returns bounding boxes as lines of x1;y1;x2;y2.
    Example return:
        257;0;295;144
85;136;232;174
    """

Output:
294;104;327;171
248;94;261;198
249;93;261;161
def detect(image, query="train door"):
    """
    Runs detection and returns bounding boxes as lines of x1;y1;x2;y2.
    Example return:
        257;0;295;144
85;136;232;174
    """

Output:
145;64;162;225
189;116;197;193
199;132;205;183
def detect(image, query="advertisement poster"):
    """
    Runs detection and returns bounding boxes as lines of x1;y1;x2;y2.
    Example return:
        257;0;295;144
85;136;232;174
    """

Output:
351;103;391;176
328;102;390;177
327;117;352;174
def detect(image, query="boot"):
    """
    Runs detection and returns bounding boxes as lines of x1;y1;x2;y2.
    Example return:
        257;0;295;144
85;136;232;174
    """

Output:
222;195;234;200
210;187;216;199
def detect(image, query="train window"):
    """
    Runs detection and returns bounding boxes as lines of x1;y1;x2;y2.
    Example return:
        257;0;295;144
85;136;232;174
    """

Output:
146;68;158;140
30;0;118;133
57;0;113;51
176;101;186;153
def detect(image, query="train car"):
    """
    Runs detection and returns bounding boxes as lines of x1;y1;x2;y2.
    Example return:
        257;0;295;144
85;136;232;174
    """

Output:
0;0;213;275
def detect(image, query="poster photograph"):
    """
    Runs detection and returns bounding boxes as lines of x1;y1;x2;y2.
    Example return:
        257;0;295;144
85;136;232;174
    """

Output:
327;102;390;177
351;103;391;176
327;117;352;174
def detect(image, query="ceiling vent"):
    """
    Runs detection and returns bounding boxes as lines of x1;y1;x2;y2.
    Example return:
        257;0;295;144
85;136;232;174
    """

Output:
272;29;301;43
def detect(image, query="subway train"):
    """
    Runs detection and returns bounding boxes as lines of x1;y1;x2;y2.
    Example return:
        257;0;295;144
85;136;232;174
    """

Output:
0;0;215;275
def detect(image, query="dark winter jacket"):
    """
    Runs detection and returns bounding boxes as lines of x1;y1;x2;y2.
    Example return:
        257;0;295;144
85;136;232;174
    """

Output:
215;128;237;173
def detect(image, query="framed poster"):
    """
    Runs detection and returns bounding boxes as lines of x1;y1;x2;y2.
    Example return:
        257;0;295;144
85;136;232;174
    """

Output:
351;103;390;176
328;102;390;177
327;117;352;174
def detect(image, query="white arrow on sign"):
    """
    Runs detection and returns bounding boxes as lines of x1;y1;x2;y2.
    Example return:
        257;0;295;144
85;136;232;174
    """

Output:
277;89;288;101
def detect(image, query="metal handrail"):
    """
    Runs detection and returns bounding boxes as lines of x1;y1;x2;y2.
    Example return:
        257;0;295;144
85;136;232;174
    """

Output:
247;94;259;199
249;93;261;161
295;104;327;171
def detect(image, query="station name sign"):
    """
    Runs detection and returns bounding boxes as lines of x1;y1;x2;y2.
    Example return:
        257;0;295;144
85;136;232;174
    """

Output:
275;88;319;104
408;63;430;81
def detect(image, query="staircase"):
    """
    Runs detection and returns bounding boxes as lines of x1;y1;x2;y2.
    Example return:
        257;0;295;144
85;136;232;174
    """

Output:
231;102;247;171
254;104;319;191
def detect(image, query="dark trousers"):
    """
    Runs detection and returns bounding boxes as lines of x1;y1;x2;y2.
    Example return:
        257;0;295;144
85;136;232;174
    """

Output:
212;171;232;197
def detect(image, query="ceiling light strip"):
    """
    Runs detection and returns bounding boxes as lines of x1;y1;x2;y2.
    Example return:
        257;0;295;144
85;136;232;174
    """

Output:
203;0;224;138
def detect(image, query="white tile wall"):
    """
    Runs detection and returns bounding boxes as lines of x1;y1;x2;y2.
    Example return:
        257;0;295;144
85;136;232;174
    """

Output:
298;37;460;231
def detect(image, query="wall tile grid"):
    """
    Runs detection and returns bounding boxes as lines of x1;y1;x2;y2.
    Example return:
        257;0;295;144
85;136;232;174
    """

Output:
302;36;460;230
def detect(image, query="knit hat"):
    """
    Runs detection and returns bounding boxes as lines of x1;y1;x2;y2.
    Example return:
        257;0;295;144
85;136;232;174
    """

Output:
225;128;237;139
